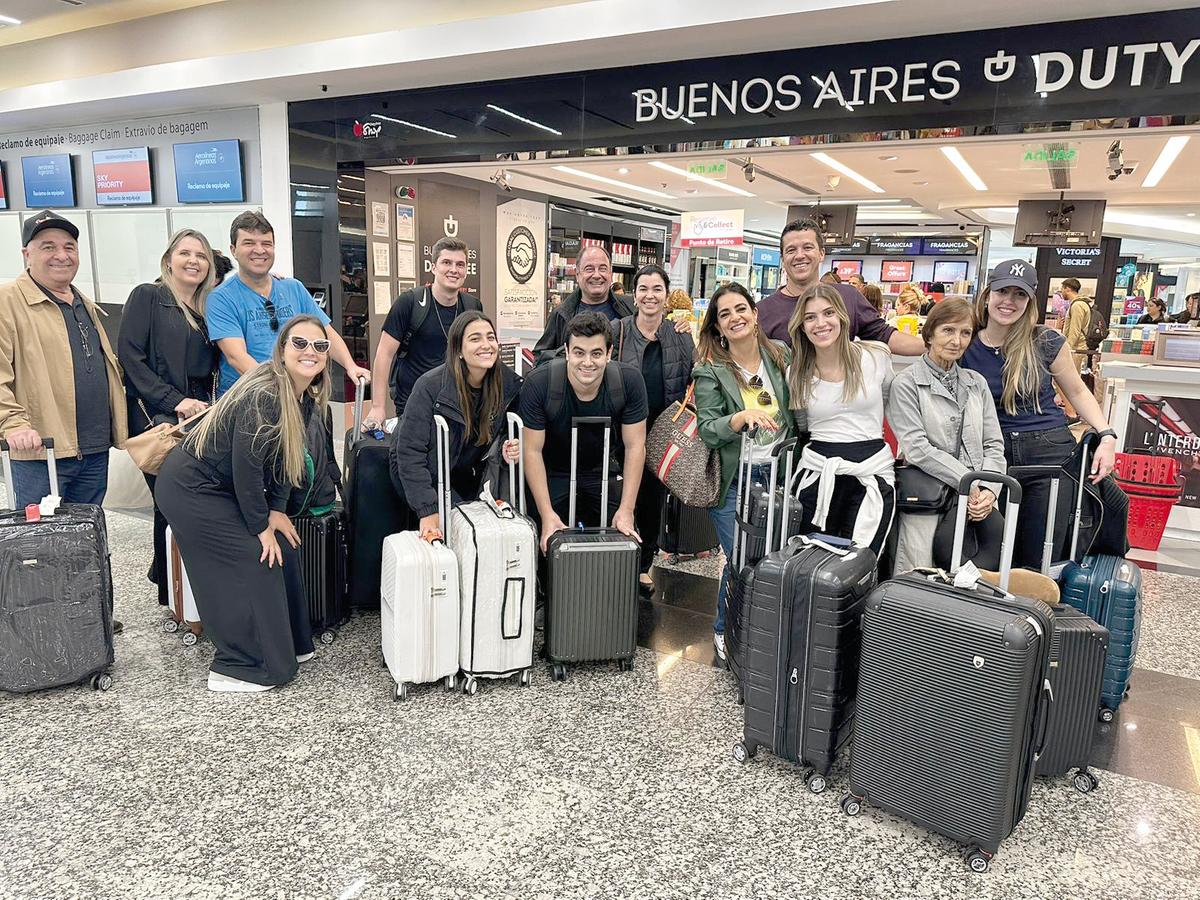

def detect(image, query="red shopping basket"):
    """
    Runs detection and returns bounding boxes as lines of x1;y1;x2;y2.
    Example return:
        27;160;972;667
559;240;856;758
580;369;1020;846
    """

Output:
1127;494;1178;550
1115;452;1180;487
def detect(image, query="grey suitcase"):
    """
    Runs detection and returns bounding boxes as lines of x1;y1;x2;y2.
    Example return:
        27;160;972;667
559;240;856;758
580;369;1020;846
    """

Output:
843;472;1054;873
658;492;719;562
545;416;639;681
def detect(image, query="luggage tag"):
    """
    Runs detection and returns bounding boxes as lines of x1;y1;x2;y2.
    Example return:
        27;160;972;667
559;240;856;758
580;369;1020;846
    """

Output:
38;494;62;518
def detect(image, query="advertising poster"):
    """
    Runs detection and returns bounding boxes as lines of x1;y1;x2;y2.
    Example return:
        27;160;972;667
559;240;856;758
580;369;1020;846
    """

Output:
371;202;389;237
832;259;862;279
880;260;914;282
173;139;244;203
22;154;75;207
495;197;547;334
396;243;416;280
396;204;415;242
679;209;744;248
418;180;481;295
1126;394;1200;508
92;147;153;205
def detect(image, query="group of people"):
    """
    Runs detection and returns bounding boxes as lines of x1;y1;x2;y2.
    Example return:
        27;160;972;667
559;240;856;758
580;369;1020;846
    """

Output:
0;209;1119;693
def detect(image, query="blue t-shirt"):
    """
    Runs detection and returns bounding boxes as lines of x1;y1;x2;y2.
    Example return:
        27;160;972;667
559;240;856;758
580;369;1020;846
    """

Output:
961;326;1067;433
206;275;331;395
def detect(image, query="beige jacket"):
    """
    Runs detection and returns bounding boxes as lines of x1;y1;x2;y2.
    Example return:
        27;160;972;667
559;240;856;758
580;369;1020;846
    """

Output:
0;271;128;460
1064;297;1092;353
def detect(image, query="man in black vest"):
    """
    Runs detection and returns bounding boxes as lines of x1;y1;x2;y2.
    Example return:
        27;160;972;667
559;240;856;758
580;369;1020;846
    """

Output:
520;312;647;552
533;245;633;364
364;236;482;427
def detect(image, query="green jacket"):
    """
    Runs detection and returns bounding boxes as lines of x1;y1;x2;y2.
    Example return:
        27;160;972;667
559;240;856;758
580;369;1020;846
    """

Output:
693;343;795;503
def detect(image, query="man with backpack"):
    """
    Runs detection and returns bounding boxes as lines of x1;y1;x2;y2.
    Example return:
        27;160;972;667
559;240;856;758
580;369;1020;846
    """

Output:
364;237;482;427
1062;277;1108;403
519;312;647;552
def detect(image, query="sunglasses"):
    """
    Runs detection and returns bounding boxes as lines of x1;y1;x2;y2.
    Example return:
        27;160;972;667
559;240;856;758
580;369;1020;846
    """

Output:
747;375;772;407
289;335;331;353
263;298;279;332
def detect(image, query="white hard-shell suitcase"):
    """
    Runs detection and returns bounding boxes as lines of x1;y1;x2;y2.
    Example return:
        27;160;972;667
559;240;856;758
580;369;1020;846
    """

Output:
380;417;461;702
449;413;536;694
163;526;202;646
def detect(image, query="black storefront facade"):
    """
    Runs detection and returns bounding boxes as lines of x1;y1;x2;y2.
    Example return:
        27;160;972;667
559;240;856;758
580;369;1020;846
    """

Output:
287;8;1200;372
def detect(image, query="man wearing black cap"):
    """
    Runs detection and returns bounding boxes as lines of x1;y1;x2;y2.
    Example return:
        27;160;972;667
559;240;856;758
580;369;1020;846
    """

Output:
0;211;128;512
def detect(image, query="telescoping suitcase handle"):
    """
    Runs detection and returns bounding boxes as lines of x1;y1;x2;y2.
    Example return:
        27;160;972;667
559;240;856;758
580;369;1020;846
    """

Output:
0;437;57;512
352;375;369;447
568;416;613;530
433;414;452;547
733;427;798;569
949;471;1023;592
506;412;527;516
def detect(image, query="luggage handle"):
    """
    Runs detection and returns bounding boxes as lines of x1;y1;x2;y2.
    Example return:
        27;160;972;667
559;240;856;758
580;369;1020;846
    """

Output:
732;426;796;566
569;416;612;530
352;375;367;446
506;412;527;516
434;415;452;548
763;437;799;557
0;437;57;512
949;471;1022;592
1033;677;1054;758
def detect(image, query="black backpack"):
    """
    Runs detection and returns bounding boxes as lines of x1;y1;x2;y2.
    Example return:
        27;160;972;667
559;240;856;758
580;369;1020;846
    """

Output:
1075;299;1109;352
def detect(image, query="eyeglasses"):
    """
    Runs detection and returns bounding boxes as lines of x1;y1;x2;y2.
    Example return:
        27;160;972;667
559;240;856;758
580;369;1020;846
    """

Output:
289;335;331;353
263;298;279;332
69;302;95;372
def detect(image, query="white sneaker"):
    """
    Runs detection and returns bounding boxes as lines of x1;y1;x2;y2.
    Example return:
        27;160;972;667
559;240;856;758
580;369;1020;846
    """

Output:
713;632;727;662
207;671;275;693
296;652;315;664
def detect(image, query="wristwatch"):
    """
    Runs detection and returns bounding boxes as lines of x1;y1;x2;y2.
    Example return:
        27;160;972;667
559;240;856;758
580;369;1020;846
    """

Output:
1096;428;1117;441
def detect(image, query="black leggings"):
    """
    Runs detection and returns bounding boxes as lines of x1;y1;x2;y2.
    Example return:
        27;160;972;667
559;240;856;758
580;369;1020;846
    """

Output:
795;439;896;557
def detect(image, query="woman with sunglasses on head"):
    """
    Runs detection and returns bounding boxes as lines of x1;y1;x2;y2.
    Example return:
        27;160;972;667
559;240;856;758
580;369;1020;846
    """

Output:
788;283;896;557
155;315;332;692
391;310;522;537
117;229;220;607
693;283;794;663
612;264;696;588
961;260;1117;569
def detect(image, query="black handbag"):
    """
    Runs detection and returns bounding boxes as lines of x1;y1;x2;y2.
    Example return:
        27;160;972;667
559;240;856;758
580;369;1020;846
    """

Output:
893;414;965;513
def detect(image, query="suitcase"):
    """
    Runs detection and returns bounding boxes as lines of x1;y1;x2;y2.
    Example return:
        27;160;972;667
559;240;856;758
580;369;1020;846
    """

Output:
545;416;640;681
658;492;719;562
1009;466;1108;791
163;525;203;646
345;377;414;609
380;417;461;701
732;530;877;793
844;471;1054;873
449;413;536;694
0;439;115;693
294;508;349;646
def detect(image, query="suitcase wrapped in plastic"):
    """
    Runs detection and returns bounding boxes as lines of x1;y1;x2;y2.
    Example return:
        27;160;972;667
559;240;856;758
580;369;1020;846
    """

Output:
344;377;414;609
380;417;461;702
658;492;719;561
294;508;349;645
163;525;202;646
844;472;1053;873
0;439;115;693
545;416;639;681
449;413;536;694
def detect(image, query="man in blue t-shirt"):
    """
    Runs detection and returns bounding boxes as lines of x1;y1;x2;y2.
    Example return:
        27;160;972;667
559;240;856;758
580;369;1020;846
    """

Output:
206;211;370;396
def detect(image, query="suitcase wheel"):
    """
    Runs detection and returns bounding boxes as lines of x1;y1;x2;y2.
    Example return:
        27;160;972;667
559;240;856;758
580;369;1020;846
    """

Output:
839;794;862;817
162;618;179;635
804;772;828;795
1099;707;1115;723
732;741;755;764
392;682;408;702
618;658;634;673
1072;769;1100;794
319;629;337;646
963;847;992;874
445;674;458;692
551;663;567;683
90;672;113;692
515;669;533;688
463;677;479;697
665;553;680;565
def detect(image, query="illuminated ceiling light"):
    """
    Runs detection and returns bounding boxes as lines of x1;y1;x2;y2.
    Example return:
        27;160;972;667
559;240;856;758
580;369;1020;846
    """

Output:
940;146;988;191
810;152;886;193
649;160;755;198
371;113;456;139
485;103;563;136
1142;135;1190;188
807;199;902;206
0;14;21;25
338;174;365;182
552;165;676;199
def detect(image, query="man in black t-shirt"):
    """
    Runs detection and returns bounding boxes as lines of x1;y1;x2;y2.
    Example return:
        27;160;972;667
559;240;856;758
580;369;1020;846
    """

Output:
364;237;482;425
520;312;648;551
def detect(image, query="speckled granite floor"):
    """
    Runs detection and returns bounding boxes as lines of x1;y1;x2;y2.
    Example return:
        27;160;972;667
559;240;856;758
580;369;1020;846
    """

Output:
2;507;1200;899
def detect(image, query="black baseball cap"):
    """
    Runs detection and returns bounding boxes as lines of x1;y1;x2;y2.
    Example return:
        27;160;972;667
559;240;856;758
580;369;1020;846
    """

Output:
22;210;80;247
987;258;1037;295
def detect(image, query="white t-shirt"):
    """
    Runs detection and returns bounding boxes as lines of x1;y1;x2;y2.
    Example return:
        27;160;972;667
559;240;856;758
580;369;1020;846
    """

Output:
806;345;892;443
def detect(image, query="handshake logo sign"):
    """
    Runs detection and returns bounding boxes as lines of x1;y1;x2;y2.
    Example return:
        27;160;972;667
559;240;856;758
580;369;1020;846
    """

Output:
505;226;537;285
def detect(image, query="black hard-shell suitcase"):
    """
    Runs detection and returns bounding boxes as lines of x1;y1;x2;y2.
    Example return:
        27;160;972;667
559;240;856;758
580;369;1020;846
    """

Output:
844;472;1054;873
344;378;413;609
295;508;349;645
658;492;719;561
0;439;115;693
545;416;639;681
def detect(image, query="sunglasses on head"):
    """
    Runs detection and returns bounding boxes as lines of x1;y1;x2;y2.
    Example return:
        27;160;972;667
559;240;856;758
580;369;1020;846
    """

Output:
289;335;331;353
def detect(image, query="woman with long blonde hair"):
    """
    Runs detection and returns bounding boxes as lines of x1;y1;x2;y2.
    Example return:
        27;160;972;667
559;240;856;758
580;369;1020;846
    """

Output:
155;315;332;692
961;259;1117;568
118;228;220;607
788;283;896;555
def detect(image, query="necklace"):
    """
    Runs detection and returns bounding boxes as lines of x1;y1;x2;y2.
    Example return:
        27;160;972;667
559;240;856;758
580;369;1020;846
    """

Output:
978;331;1004;356
434;292;459;340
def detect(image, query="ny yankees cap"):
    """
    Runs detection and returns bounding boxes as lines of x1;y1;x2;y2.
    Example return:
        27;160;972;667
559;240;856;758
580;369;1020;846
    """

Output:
988;258;1037;296
22;210;80;247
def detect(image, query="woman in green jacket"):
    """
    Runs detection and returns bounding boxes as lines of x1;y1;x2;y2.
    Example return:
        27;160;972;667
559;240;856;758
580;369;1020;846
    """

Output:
693;282;794;663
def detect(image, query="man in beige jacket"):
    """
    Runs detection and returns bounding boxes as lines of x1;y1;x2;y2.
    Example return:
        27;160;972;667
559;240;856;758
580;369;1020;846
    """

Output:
0;211;128;512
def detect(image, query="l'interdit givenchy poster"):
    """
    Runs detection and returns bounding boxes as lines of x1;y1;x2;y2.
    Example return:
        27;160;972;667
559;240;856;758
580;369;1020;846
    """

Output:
495;197;547;334
1126;394;1200;508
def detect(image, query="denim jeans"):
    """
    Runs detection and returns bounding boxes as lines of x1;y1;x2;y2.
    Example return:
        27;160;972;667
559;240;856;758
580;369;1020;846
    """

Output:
708;463;771;636
9;451;109;509
1004;426;1077;569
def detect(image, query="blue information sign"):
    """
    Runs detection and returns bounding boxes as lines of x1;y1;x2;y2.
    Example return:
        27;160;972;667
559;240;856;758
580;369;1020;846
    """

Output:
22;154;76;208
173;140;244;203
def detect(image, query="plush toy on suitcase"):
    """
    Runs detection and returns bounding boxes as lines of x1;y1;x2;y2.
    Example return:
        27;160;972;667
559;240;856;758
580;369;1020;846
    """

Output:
0;439;115;694
380;417;460;702
544;416;639;682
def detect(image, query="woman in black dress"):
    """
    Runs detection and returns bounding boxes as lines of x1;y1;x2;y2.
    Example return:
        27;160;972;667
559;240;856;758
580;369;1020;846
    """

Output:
117;229;219;606
156;315;330;692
